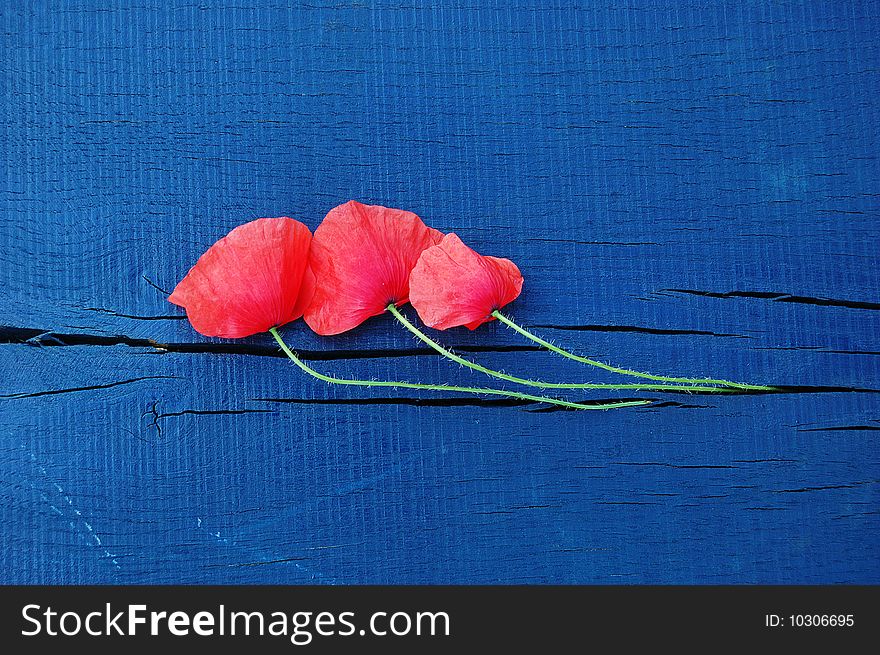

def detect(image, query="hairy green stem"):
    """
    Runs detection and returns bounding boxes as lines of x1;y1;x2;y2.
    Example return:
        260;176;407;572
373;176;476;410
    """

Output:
491;311;775;392
269;328;649;411
386;305;744;394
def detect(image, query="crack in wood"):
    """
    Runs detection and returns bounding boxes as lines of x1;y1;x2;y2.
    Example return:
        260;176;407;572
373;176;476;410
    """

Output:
527;396;656;412
84;307;186;321
752;346;880;355
525;237;660;246
798;425;880;432
141;274;172;296
144;405;278;437
0;326;541;360
772;480;879;494
529;323;750;338
254;395;658;409
524;386;879;406
731;458;799;463
1;376;175;400
253;396;539;408
613;462;740;469
159;408;277;419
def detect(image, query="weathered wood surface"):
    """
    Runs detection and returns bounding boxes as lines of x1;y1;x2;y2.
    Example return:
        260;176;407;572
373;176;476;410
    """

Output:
1;1;877;583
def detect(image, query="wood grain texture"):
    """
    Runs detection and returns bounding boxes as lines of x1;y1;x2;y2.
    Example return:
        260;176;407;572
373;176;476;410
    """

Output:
1;0;877;583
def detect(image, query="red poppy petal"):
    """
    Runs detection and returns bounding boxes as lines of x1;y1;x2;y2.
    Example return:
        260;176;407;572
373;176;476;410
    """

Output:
409;233;523;330
168;217;313;338
304;201;443;335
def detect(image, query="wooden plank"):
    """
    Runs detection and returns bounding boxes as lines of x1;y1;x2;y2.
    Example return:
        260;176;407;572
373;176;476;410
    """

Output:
2;343;877;583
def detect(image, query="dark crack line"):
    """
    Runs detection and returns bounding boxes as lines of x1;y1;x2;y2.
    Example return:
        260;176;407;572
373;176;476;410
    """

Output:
159;408;277;419
665;288;880;311
142;274;172;296
595;501;661;506
798;425;880;432
772;480;879;494
753;346;880;355
253;396;538;408
638;400;712;409
1;376;175;400
832;510;880;520
253;396;648;410
531;385;878;400
143;401;162;438
84;307;185;321
527;397;655;412
732;458;798;463
769;385;879;394
227;557;309;568
525;237;660;246
527;323;750;338
142;403;275;434
0;326;542;360
613;462;739;469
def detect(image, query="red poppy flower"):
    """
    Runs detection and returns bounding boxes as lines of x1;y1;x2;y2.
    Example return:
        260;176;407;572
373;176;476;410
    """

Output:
409;233;523;330
304;201;443;335
168;217;314;338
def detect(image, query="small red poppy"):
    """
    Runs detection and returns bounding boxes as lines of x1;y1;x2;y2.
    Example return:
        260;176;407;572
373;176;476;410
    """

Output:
304;201;443;335
409;233;523;330
169;217;314;338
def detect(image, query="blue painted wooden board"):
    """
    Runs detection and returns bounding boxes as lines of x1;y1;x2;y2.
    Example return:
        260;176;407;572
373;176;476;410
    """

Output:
1;0;878;584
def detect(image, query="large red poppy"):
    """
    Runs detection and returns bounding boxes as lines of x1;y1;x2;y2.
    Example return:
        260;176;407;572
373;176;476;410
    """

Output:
303;201;443;335
168;217;314;338
409;233;523;330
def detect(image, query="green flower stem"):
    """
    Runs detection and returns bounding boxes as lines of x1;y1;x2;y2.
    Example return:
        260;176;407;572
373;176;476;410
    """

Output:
491;310;776;392
268;328;649;411
387;304;753;394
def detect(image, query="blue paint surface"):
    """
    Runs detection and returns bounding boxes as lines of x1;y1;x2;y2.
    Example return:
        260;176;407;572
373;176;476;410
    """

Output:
1;0;878;583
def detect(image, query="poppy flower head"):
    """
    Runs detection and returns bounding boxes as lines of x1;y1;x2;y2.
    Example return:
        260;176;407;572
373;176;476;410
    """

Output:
409;233;523;330
168;217;314;338
304;200;443;335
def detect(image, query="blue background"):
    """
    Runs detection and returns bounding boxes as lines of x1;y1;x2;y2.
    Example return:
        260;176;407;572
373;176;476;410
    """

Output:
1;0;878;583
